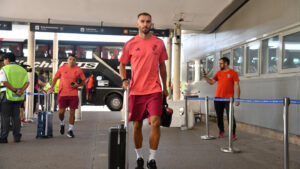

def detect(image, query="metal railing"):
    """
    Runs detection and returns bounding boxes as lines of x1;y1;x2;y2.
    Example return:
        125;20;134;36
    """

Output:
186;96;300;169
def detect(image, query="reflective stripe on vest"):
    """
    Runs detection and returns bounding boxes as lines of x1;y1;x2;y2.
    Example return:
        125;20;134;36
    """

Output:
3;64;27;101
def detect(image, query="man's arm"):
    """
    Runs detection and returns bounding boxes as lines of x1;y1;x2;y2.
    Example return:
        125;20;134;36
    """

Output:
49;76;58;93
119;63;128;90
159;62;168;96
234;81;241;106
203;71;216;85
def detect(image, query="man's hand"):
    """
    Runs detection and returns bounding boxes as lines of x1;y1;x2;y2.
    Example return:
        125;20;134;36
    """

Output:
235;102;240;106
16;89;23;97
48;87;54;94
71;83;79;89
122;80;129;90
202;70;207;78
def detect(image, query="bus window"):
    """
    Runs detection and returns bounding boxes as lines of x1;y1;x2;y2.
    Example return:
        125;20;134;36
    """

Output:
101;46;122;60
36;44;49;58
76;45;100;59
58;45;74;58
0;42;22;56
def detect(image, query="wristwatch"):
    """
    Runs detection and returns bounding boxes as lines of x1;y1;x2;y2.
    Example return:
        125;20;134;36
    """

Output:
122;78;128;82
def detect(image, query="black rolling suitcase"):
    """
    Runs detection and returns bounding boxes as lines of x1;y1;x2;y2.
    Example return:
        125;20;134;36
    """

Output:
108;89;129;169
36;93;53;138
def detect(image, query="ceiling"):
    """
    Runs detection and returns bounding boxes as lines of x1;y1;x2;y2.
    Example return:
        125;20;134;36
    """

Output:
0;0;246;32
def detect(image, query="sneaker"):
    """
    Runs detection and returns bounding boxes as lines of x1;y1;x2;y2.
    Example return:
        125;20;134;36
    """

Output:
67;130;75;138
60;125;65;135
135;158;144;169
218;131;224;138
14;134;22;143
147;159;157;169
233;134;237;141
21;119;29;124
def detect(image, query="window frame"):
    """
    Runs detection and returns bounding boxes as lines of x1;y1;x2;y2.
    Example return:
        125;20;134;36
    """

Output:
245;41;260;77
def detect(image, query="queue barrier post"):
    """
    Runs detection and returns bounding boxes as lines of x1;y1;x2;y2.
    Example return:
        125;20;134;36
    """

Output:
283;97;290;169
180;95;189;130
201;96;215;140
221;97;240;153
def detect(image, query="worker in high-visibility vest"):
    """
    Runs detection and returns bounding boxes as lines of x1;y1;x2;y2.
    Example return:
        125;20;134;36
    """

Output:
0;53;29;143
54;79;60;111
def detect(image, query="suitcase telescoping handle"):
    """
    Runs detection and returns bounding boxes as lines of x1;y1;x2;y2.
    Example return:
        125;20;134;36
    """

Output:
124;87;129;131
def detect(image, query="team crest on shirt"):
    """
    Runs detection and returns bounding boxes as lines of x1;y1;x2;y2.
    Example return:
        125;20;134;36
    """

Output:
152;45;157;51
227;74;231;78
135;48;140;51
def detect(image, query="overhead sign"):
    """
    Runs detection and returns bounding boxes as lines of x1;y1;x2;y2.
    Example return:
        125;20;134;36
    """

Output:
30;23;169;37
0;21;12;30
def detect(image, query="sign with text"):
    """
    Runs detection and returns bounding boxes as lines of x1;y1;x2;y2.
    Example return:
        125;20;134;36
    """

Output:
30;23;169;37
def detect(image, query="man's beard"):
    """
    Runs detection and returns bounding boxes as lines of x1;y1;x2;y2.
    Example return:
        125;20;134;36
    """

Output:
220;67;225;70
141;27;150;34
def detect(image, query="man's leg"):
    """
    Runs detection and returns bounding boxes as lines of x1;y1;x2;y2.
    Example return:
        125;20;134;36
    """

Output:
149;115;160;150
0;102;11;143
214;101;225;136
59;108;66;135
133;120;144;169
224;102;236;135
12;101;22;142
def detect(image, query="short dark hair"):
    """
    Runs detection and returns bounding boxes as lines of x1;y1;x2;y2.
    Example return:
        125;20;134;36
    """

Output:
68;53;76;58
137;12;152;19
3;53;16;62
220;57;230;65
0;50;4;55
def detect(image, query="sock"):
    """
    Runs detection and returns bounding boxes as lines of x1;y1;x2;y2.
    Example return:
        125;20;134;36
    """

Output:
60;120;65;126
149;149;156;161
68;124;74;131
135;148;143;159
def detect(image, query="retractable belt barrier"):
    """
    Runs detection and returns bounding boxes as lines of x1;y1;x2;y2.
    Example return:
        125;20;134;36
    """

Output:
25;92;48;96
186;96;300;169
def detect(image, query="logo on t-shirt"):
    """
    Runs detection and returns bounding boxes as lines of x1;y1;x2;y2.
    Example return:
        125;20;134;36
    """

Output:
152;45;157;51
135;48;140;51
227;74;231;78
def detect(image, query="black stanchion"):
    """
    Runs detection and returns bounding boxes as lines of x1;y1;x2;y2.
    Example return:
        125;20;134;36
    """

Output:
283;97;290;169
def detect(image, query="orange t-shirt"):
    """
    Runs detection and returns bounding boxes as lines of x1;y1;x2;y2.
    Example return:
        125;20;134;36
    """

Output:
55;64;85;96
213;69;239;98
119;35;168;95
86;77;94;89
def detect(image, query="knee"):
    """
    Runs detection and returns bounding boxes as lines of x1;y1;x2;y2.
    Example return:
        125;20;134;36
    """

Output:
150;119;161;128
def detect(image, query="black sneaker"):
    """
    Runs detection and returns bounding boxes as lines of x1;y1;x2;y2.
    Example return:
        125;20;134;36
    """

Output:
135;158;144;169
67;130;75;138
14;134;22;143
60;125;65;135
147;159;157;169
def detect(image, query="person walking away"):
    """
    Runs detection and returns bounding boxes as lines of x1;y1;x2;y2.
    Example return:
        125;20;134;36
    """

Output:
85;74;94;102
119;12;168;169
0;53;29;143
49;54;85;138
203;57;241;140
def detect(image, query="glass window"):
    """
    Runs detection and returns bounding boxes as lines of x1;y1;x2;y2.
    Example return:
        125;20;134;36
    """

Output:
101;46;123;60
200;58;206;80
76;45;100;59
246;42;259;74
35;44;49;58
0;43;22;56
283;31;300;69
58;45;74;58
262;36;279;74
222;52;230;58
206;55;214;78
187;61;195;82
233;46;244;76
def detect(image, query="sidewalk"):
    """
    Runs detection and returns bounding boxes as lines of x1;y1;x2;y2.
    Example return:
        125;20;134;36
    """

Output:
0;110;300;169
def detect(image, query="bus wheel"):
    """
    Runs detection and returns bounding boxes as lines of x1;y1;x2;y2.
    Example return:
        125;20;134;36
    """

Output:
106;94;122;111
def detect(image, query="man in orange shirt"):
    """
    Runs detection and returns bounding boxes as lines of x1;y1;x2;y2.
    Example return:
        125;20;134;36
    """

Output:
203;57;241;139
85;74;94;102
49;54;85;138
119;12;168;169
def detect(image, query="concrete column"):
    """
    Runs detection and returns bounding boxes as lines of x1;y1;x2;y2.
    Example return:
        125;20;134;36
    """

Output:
166;31;173;99
52;33;59;111
172;23;181;101
25;24;35;121
194;59;200;82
